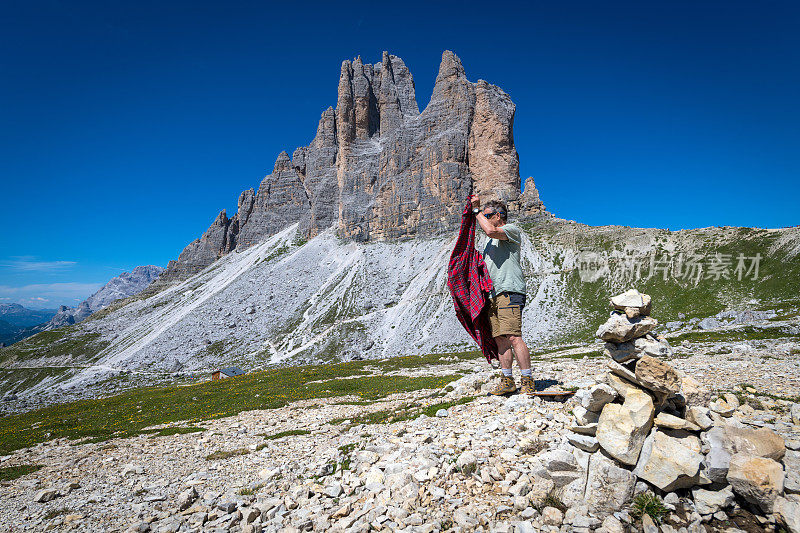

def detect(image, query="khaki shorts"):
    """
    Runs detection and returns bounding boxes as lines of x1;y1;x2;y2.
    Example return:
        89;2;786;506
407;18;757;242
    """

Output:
487;293;524;337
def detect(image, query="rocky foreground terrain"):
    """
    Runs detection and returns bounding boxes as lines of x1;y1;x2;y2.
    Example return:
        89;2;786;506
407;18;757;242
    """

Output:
1;291;798;533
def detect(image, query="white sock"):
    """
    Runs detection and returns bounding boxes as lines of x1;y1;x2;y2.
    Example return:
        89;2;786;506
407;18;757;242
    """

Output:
501;368;512;377
521;368;532;378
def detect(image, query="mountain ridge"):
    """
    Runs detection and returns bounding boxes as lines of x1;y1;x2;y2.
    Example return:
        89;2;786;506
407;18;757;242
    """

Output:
44;265;165;330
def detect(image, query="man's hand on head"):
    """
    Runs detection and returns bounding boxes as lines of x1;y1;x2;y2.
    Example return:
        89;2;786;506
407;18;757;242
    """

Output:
471;195;480;209
476;205;508;240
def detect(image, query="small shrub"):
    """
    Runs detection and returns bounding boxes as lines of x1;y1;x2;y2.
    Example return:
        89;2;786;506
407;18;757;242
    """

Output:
43;507;72;520
519;440;547;456
630;492;668;524
746;397;765;410
460;462;477;476
238;484;264;495
539;490;567;513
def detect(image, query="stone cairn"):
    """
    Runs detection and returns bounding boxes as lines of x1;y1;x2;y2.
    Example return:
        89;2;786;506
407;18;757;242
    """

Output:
562;289;798;531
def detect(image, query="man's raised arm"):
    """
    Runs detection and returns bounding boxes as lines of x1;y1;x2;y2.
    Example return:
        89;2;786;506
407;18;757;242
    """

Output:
471;196;508;240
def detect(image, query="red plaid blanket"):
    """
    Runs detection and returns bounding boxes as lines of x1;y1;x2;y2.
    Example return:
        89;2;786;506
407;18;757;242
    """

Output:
447;196;498;362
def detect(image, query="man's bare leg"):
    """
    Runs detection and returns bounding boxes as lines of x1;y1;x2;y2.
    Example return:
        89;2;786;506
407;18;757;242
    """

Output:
496;335;513;370
508;334;531;371
509;334;534;395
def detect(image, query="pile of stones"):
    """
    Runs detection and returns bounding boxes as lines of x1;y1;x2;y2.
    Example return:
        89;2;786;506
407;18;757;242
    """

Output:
559;289;799;531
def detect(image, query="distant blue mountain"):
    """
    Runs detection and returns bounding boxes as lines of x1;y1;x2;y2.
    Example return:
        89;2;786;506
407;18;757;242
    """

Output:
0;305;55;347
0;304;57;328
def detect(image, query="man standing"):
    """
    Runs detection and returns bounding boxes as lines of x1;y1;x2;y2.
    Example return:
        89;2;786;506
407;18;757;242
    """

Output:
471;196;534;396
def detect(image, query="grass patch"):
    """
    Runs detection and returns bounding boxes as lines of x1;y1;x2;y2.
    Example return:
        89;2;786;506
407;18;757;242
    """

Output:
737;383;800;403
0;464;42;481
262;429;311;440
556;349;603;359
141;426;205;437
329;396;476;429
373;349;481;372
630;492;668;524
0;354;461;455
205;448;249;461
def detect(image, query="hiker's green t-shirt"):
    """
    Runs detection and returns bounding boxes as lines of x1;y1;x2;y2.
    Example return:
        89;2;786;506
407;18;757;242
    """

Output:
482;222;526;298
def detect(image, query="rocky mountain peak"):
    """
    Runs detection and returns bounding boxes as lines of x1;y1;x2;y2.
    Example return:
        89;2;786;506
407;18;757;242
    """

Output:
435;49;467;85
163;50;549;281
272;151;292;173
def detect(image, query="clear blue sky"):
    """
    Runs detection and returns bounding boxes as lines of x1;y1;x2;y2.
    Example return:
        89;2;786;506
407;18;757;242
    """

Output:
1;0;798;309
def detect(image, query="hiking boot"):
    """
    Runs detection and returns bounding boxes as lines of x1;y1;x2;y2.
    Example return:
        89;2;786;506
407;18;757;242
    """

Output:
519;375;535;396
489;374;517;396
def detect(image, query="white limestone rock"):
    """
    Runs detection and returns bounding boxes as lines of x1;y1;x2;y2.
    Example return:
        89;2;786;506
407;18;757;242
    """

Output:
633;430;706;491
596;388;654;465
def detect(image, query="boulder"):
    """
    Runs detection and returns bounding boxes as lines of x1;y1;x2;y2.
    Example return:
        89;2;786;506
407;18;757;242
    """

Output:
726;453;785;513
642;514;659;533
635;355;681;396
525;477;555;508
607;360;639;384
702;424;786;484
541;506;563;526
661;428;702;453
567;432;600;453
456;451;477;475
33;488;59;503
633;430;705;491
604;341;639;364
596;314;658;343
655;412;701;431
601;515;625;533
633;334;673;358
609;289;652;316
576;384;618;412
531;448;586;488
583;452;636;515
685;406;713;430
722;393;740;409
678;375;713;408
596;388;654;465
792;403;800;425
783;450;799;494
604;371;643;399
573;405;601;426
702;426;732;483
691;486;735;516
709;398;736;417
725;426;785;461
699;317;722;330
774;495;800;533
177;487;198;511
570;423;598;436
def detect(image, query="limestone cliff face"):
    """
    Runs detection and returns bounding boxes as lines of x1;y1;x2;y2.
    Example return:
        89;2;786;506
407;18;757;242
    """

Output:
166;50;547;277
